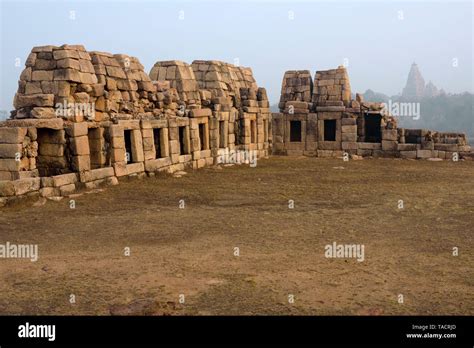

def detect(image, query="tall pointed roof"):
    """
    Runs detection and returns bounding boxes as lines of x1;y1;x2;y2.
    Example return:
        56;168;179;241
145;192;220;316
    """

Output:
402;62;425;99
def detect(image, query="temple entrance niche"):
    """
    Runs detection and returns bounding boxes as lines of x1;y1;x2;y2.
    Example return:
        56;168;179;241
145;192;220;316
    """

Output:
364;114;382;143
323;119;337;141
290;120;302;142
124;130;136;163
36;128;71;176
178;126;189;155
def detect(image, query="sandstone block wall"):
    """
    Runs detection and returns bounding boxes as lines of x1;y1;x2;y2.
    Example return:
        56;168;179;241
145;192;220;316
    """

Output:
312;67;351;107
273;66;471;159
278;70;313;112
0;44;271;206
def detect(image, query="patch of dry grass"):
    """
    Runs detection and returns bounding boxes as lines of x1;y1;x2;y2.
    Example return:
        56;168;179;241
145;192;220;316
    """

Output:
0;157;472;315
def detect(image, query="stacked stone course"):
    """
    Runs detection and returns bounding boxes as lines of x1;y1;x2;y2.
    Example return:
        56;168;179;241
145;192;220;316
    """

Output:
273;65;471;159
1;45;472;207
0;44;271;206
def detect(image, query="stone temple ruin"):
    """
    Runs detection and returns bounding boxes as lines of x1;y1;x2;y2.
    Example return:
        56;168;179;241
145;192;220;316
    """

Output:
0;44;271;203
0;45;471;204
272;66;471;159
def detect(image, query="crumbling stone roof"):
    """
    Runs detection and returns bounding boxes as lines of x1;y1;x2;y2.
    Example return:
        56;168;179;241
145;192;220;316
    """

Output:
12;44;268;123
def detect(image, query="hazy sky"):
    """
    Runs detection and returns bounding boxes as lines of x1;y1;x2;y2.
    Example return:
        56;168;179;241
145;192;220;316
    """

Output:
0;0;472;112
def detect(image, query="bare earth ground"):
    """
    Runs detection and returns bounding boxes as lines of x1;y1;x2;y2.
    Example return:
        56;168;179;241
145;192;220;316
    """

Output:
0;157;473;315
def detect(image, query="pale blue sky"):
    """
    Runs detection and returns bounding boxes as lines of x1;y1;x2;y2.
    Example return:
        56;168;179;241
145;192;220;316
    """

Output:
0;0;472;112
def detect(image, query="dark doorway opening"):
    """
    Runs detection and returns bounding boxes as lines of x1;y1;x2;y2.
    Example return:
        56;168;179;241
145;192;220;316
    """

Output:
178;126;188;155
37;128;70;176
199;124;205;150
364;114;382;143
290;121;302;142
324;119;337;141
405;131;419;144
153;128;162;158
124;130;134;163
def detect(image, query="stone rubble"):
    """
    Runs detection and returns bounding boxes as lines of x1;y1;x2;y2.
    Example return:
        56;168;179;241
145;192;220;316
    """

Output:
0;44;271;205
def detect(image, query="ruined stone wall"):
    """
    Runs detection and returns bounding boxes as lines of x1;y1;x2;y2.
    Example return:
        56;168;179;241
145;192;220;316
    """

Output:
0;44;271;206
278;70;312;112
149;61;201;108
273;66;471;159
151;59;271;163
312;66;351;107
13;44;97;121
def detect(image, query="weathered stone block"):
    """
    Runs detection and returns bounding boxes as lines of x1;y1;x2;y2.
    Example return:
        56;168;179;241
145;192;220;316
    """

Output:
169;140;180;154
342;142;358;150
131;130;144;162
52;173;78;187
82;167;114;182
341;133;357;142
13;177;40;195
190;108;212;117
111;136;125;149
72;155;91;172
56;58;80;70
41;177;54;187
25;82;43;94
31;70;54;81
341;125;357;133
113;162;127;177
382;140;397;151
126;162;145;175
144;158;172;172
382;129;398;141
0;159;21;171
0;181;15;197
60;183;76;196
111;147;125;162
14;93;54;108
400;151;417;159
421;140;434;150
40;187;60;198
0;172;13;181
53;69;82;82
66;122;88;137
0;144;22;158
417;149;433;159
31;107;56;119
434;144;458;152
5;118;63;130
53;49;80;60
71;136;91;157
341;118;357;126
141;129;153;138
397;144;417;151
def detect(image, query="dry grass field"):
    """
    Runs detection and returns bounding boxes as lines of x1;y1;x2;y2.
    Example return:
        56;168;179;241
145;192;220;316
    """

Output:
0;156;473;315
